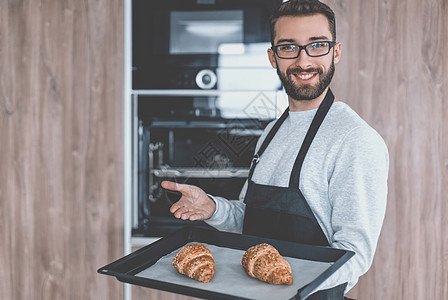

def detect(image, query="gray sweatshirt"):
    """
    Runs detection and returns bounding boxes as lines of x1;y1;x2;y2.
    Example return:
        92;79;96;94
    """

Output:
205;101;389;292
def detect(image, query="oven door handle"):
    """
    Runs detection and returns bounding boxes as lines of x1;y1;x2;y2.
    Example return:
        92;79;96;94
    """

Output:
153;168;249;178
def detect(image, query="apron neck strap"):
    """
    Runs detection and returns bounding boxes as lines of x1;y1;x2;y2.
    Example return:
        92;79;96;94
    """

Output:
247;107;289;180
289;88;335;188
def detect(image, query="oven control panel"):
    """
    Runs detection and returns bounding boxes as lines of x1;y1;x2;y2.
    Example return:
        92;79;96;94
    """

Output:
170;69;217;89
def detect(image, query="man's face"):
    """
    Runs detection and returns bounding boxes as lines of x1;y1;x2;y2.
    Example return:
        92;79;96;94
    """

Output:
268;14;341;101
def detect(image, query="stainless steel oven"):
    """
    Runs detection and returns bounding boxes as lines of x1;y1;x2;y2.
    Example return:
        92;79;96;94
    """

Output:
128;0;284;240
131;92;283;237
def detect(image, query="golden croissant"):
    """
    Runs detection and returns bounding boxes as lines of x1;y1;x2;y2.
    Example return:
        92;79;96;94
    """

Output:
172;243;215;283
241;243;293;285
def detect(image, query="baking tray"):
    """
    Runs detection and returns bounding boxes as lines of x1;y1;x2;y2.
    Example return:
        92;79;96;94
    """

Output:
98;226;354;300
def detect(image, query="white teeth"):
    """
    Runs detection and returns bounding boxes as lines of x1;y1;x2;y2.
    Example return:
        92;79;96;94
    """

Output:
298;74;313;80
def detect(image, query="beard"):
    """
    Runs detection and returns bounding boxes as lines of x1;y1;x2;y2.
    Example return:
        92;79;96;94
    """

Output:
277;60;335;101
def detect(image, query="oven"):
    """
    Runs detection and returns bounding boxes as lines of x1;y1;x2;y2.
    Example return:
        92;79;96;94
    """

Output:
128;0;284;239
132;0;282;90
131;92;286;237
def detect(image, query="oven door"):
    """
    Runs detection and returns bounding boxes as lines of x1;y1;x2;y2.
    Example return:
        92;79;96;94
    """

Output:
132;93;281;237
135;121;265;237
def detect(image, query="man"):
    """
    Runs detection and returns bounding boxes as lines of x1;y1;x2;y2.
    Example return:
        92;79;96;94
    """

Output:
162;0;389;298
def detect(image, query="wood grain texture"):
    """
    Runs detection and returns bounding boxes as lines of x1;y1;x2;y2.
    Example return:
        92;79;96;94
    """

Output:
0;0;124;299
1;0;447;300
324;0;448;299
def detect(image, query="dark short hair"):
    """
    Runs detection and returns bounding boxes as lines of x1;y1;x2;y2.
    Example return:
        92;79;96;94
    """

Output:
270;0;336;45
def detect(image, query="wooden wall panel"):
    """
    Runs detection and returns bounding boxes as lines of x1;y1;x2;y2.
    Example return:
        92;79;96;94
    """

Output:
0;0;124;299
1;0;447;300
324;0;448;299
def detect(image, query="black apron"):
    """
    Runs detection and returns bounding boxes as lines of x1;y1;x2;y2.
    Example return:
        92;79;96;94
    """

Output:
243;89;347;299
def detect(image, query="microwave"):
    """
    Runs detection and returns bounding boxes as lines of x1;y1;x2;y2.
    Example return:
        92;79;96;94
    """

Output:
132;0;282;90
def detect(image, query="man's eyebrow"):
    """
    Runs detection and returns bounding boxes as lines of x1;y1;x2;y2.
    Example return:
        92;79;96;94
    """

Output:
275;36;332;45
276;38;296;44
309;35;331;41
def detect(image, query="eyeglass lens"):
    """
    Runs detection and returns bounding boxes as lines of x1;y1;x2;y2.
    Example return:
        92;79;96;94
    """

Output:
276;42;332;58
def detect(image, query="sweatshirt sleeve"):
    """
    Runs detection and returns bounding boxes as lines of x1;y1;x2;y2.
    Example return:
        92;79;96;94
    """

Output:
314;125;389;292
204;181;247;233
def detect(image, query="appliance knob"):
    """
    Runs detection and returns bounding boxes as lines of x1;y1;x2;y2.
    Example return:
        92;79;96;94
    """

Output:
195;69;217;89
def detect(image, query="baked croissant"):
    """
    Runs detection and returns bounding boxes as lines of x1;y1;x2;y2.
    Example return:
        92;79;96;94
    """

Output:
241;243;293;285
172;243;215;283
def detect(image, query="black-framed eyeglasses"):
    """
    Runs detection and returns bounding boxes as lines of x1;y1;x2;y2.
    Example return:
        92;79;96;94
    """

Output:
272;41;336;59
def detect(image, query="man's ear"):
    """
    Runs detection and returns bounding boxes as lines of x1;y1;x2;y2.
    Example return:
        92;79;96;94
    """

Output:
333;42;342;64
267;48;277;69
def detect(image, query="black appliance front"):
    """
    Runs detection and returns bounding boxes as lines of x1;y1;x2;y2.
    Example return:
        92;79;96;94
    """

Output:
132;0;282;90
133;94;276;237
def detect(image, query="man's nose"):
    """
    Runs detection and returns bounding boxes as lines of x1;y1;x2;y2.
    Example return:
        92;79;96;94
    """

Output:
294;48;313;68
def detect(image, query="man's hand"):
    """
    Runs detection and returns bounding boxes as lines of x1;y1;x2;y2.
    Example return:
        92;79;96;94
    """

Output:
161;181;216;221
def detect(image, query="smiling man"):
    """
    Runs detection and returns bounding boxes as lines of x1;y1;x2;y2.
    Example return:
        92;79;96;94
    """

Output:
162;1;389;299
268;13;340;107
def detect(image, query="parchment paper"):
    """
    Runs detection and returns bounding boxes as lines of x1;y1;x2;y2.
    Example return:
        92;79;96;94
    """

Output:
136;242;332;300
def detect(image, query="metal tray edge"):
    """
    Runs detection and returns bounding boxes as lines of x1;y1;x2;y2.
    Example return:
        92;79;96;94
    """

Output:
97;226;355;300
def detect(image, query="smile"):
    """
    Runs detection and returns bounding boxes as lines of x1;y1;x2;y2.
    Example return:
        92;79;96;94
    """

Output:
297;73;314;80
293;72;317;81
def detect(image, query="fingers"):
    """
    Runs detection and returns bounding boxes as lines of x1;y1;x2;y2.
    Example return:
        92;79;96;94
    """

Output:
169;197;192;218
161;180;188;193
163;181;213;221
169;198;185;214
170;204;205;221
172;205;190;220
169;199;207;221
189;212;205;221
